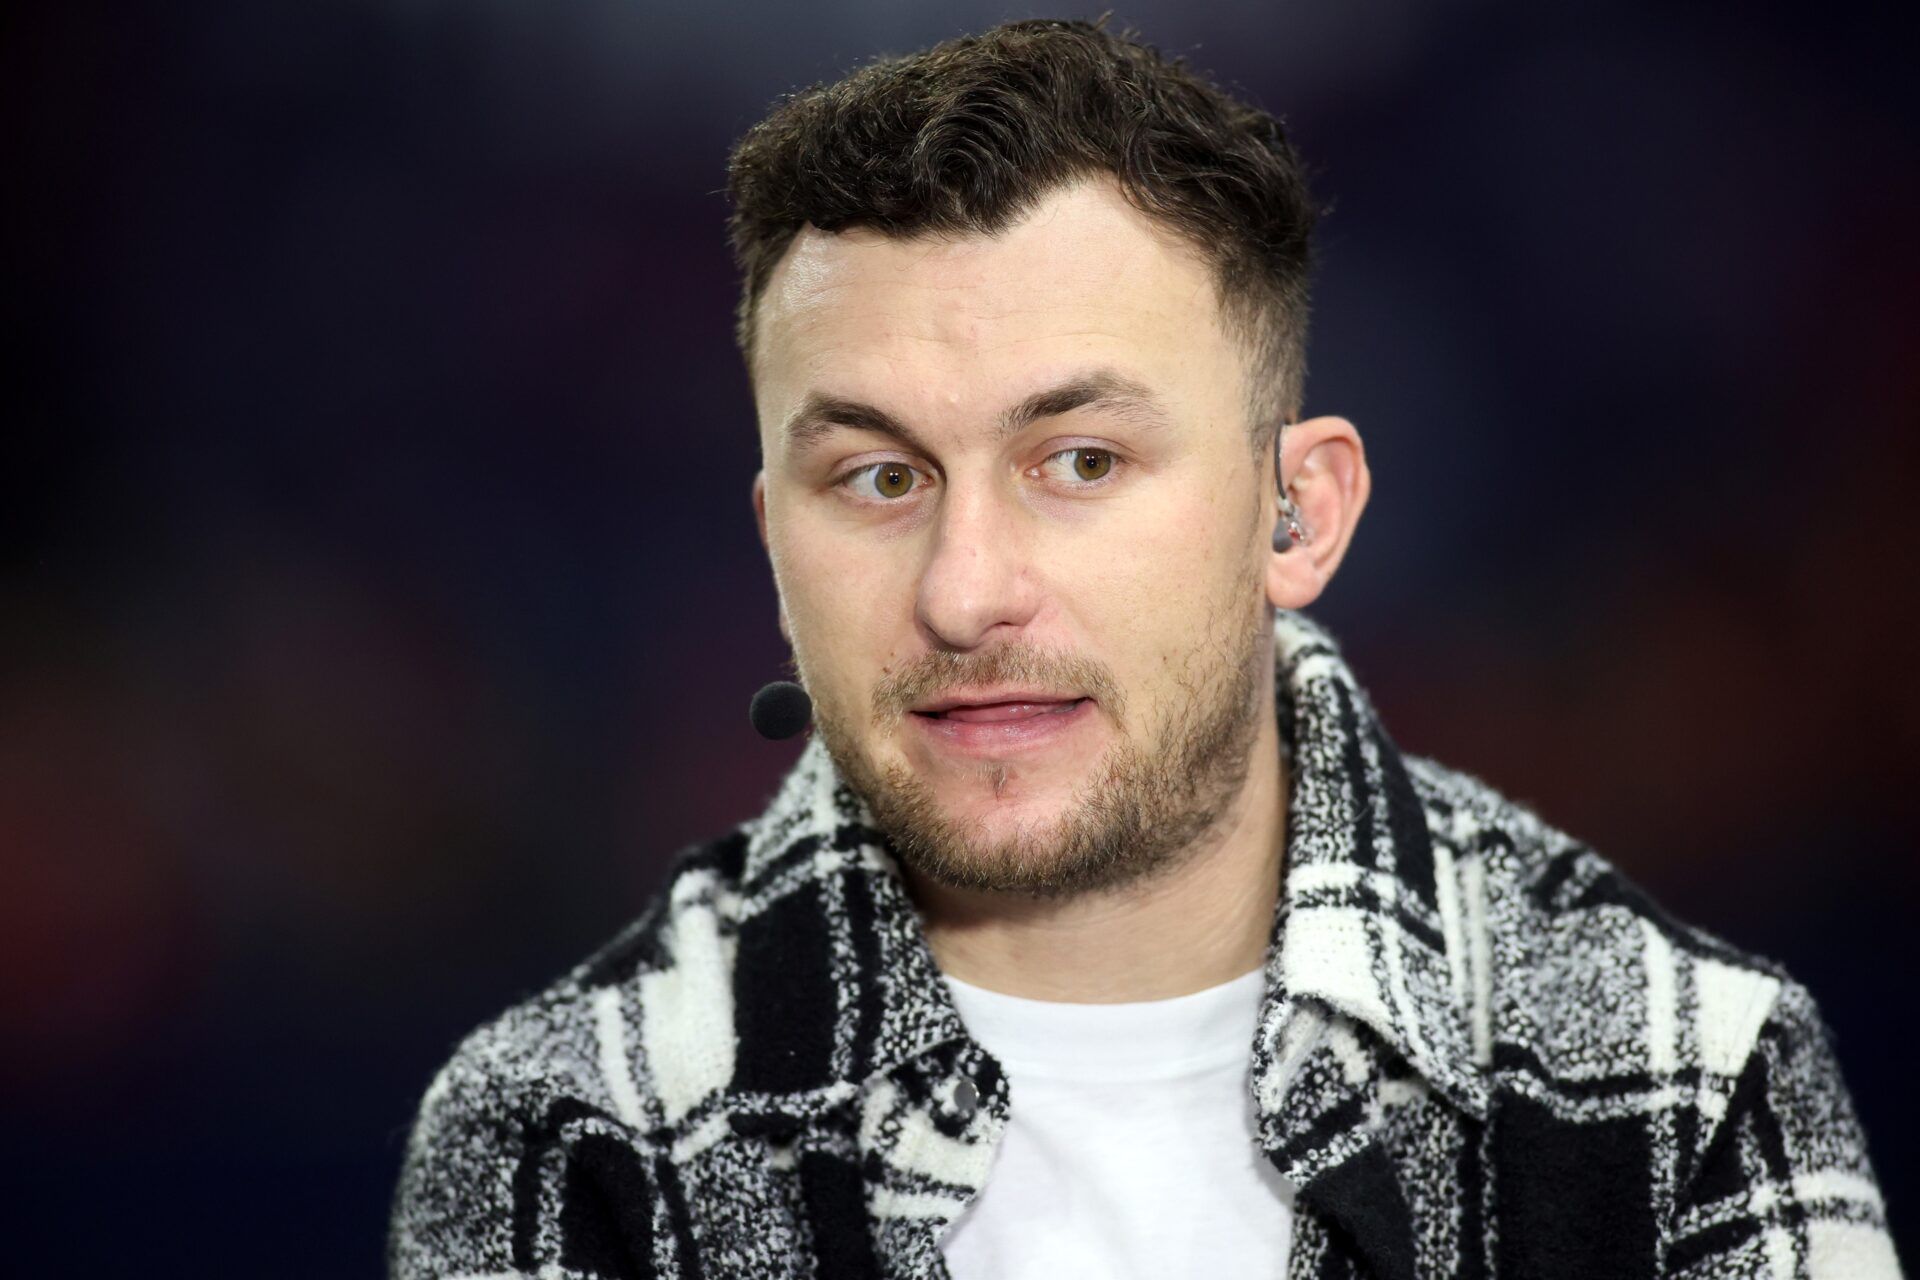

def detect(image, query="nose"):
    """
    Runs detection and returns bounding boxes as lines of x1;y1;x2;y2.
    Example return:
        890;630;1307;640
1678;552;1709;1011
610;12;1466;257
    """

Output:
914;478;1042;650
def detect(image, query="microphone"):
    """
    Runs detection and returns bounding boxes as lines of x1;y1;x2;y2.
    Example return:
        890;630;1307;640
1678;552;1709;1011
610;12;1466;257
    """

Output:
750;680;813;740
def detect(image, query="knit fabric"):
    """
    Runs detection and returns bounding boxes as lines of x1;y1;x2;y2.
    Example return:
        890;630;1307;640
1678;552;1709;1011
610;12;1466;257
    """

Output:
388;608;1901;1279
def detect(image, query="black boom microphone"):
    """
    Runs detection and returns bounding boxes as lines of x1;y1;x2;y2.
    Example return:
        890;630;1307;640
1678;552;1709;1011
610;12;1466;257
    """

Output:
750;680;813;740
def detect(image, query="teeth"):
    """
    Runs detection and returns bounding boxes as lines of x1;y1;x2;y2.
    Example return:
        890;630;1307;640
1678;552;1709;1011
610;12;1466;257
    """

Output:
917;698;1084;719
940;699;1080;724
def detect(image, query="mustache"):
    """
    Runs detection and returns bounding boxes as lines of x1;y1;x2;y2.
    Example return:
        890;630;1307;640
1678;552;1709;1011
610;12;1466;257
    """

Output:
872;644;1127;726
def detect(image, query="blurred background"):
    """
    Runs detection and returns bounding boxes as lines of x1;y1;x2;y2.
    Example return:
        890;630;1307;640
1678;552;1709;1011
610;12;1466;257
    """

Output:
4;0;1914;1272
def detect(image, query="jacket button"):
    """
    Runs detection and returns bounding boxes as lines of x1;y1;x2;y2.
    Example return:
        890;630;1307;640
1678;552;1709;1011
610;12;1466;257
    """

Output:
950;1078;979;1120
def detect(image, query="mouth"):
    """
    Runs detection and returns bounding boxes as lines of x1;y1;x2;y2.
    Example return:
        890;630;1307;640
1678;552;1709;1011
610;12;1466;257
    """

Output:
907;694;1096;755
910;692;1090;721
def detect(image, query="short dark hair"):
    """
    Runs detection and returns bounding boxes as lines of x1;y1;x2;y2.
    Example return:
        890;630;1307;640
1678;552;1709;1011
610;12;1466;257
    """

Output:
725;16;1320;444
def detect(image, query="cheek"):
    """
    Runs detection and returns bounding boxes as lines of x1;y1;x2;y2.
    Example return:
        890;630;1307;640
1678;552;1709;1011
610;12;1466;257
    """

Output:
775;525;910;693
1060;487;1259;699
1082;484;1252;618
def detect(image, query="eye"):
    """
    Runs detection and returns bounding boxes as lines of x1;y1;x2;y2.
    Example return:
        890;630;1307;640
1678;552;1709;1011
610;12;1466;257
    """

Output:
842;460;925;501
1038;447;1118;485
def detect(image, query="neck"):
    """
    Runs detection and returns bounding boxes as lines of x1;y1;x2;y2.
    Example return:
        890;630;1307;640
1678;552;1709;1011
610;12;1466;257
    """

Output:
905;710;1287;1003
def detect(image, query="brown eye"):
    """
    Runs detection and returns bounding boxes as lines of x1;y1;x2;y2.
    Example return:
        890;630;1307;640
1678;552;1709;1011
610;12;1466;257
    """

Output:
852;462;917;498
872;463;915;499
1071;449;1113;481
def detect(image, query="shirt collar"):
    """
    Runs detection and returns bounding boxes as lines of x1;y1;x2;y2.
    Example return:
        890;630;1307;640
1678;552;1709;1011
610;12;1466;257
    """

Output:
735;607;1488;1123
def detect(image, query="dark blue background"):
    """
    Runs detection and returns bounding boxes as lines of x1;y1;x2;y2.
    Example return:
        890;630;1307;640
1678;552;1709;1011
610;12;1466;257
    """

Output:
4;1;1913;1272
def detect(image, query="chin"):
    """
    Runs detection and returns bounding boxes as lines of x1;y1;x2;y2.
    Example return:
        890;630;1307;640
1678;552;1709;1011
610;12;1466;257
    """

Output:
944;784;1053;823
929;770;1078;832
910;739;1084;795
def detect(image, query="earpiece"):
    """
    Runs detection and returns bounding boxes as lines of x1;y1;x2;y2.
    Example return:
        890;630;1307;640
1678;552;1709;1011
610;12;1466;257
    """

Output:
1272;427;1313;553
1273;495;1311;553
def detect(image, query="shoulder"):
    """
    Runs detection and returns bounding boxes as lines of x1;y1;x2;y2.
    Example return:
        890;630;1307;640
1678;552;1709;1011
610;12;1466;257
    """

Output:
1399;752;1897;1273
406;827;753;1138
1400;750;1805;1082
388;830;752;1273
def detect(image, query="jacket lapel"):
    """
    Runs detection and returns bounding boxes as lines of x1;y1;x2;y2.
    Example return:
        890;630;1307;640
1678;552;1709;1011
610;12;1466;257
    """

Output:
730;742;1001;1278
1252;611;1489;1280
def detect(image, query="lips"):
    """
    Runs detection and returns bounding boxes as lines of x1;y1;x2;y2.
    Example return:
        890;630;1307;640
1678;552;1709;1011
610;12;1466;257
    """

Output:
932;699;1087;724
913;687;1087;717
909;693;1097;757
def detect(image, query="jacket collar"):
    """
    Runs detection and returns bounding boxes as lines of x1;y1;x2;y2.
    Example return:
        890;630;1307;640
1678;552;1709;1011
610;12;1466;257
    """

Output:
735;607;1489;1126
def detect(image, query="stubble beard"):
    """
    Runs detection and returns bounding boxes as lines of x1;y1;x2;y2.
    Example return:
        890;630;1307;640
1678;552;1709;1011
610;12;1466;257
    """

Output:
807;570;1271;902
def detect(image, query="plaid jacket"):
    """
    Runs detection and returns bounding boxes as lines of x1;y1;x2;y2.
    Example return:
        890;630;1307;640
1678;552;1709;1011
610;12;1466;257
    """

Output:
388;608;1901;1279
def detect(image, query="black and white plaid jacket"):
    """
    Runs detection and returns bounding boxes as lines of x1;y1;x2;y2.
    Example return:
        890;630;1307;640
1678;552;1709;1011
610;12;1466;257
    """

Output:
389;608;1901;1279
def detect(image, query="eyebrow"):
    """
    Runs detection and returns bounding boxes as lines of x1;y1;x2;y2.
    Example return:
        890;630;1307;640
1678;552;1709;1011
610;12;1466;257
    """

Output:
779;369;1173;458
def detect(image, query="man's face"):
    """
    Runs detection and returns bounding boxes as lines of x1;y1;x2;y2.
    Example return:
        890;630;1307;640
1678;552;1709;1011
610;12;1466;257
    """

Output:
751;176;1276;900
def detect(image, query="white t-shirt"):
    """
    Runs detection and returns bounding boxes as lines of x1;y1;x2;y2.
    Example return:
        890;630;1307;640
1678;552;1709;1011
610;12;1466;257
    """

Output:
937;966;1295;1280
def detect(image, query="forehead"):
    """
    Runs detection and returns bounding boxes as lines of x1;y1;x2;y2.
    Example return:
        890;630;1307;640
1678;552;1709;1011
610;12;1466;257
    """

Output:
750;177;1243;436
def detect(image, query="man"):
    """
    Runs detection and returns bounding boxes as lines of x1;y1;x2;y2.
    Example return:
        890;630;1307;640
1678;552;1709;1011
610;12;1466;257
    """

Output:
388;18;1898;1279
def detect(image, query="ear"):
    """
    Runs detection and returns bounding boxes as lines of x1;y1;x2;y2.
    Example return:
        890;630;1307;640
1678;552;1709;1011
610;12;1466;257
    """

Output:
751;468;770;551
1265;415;1371;611
751;469;793;644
